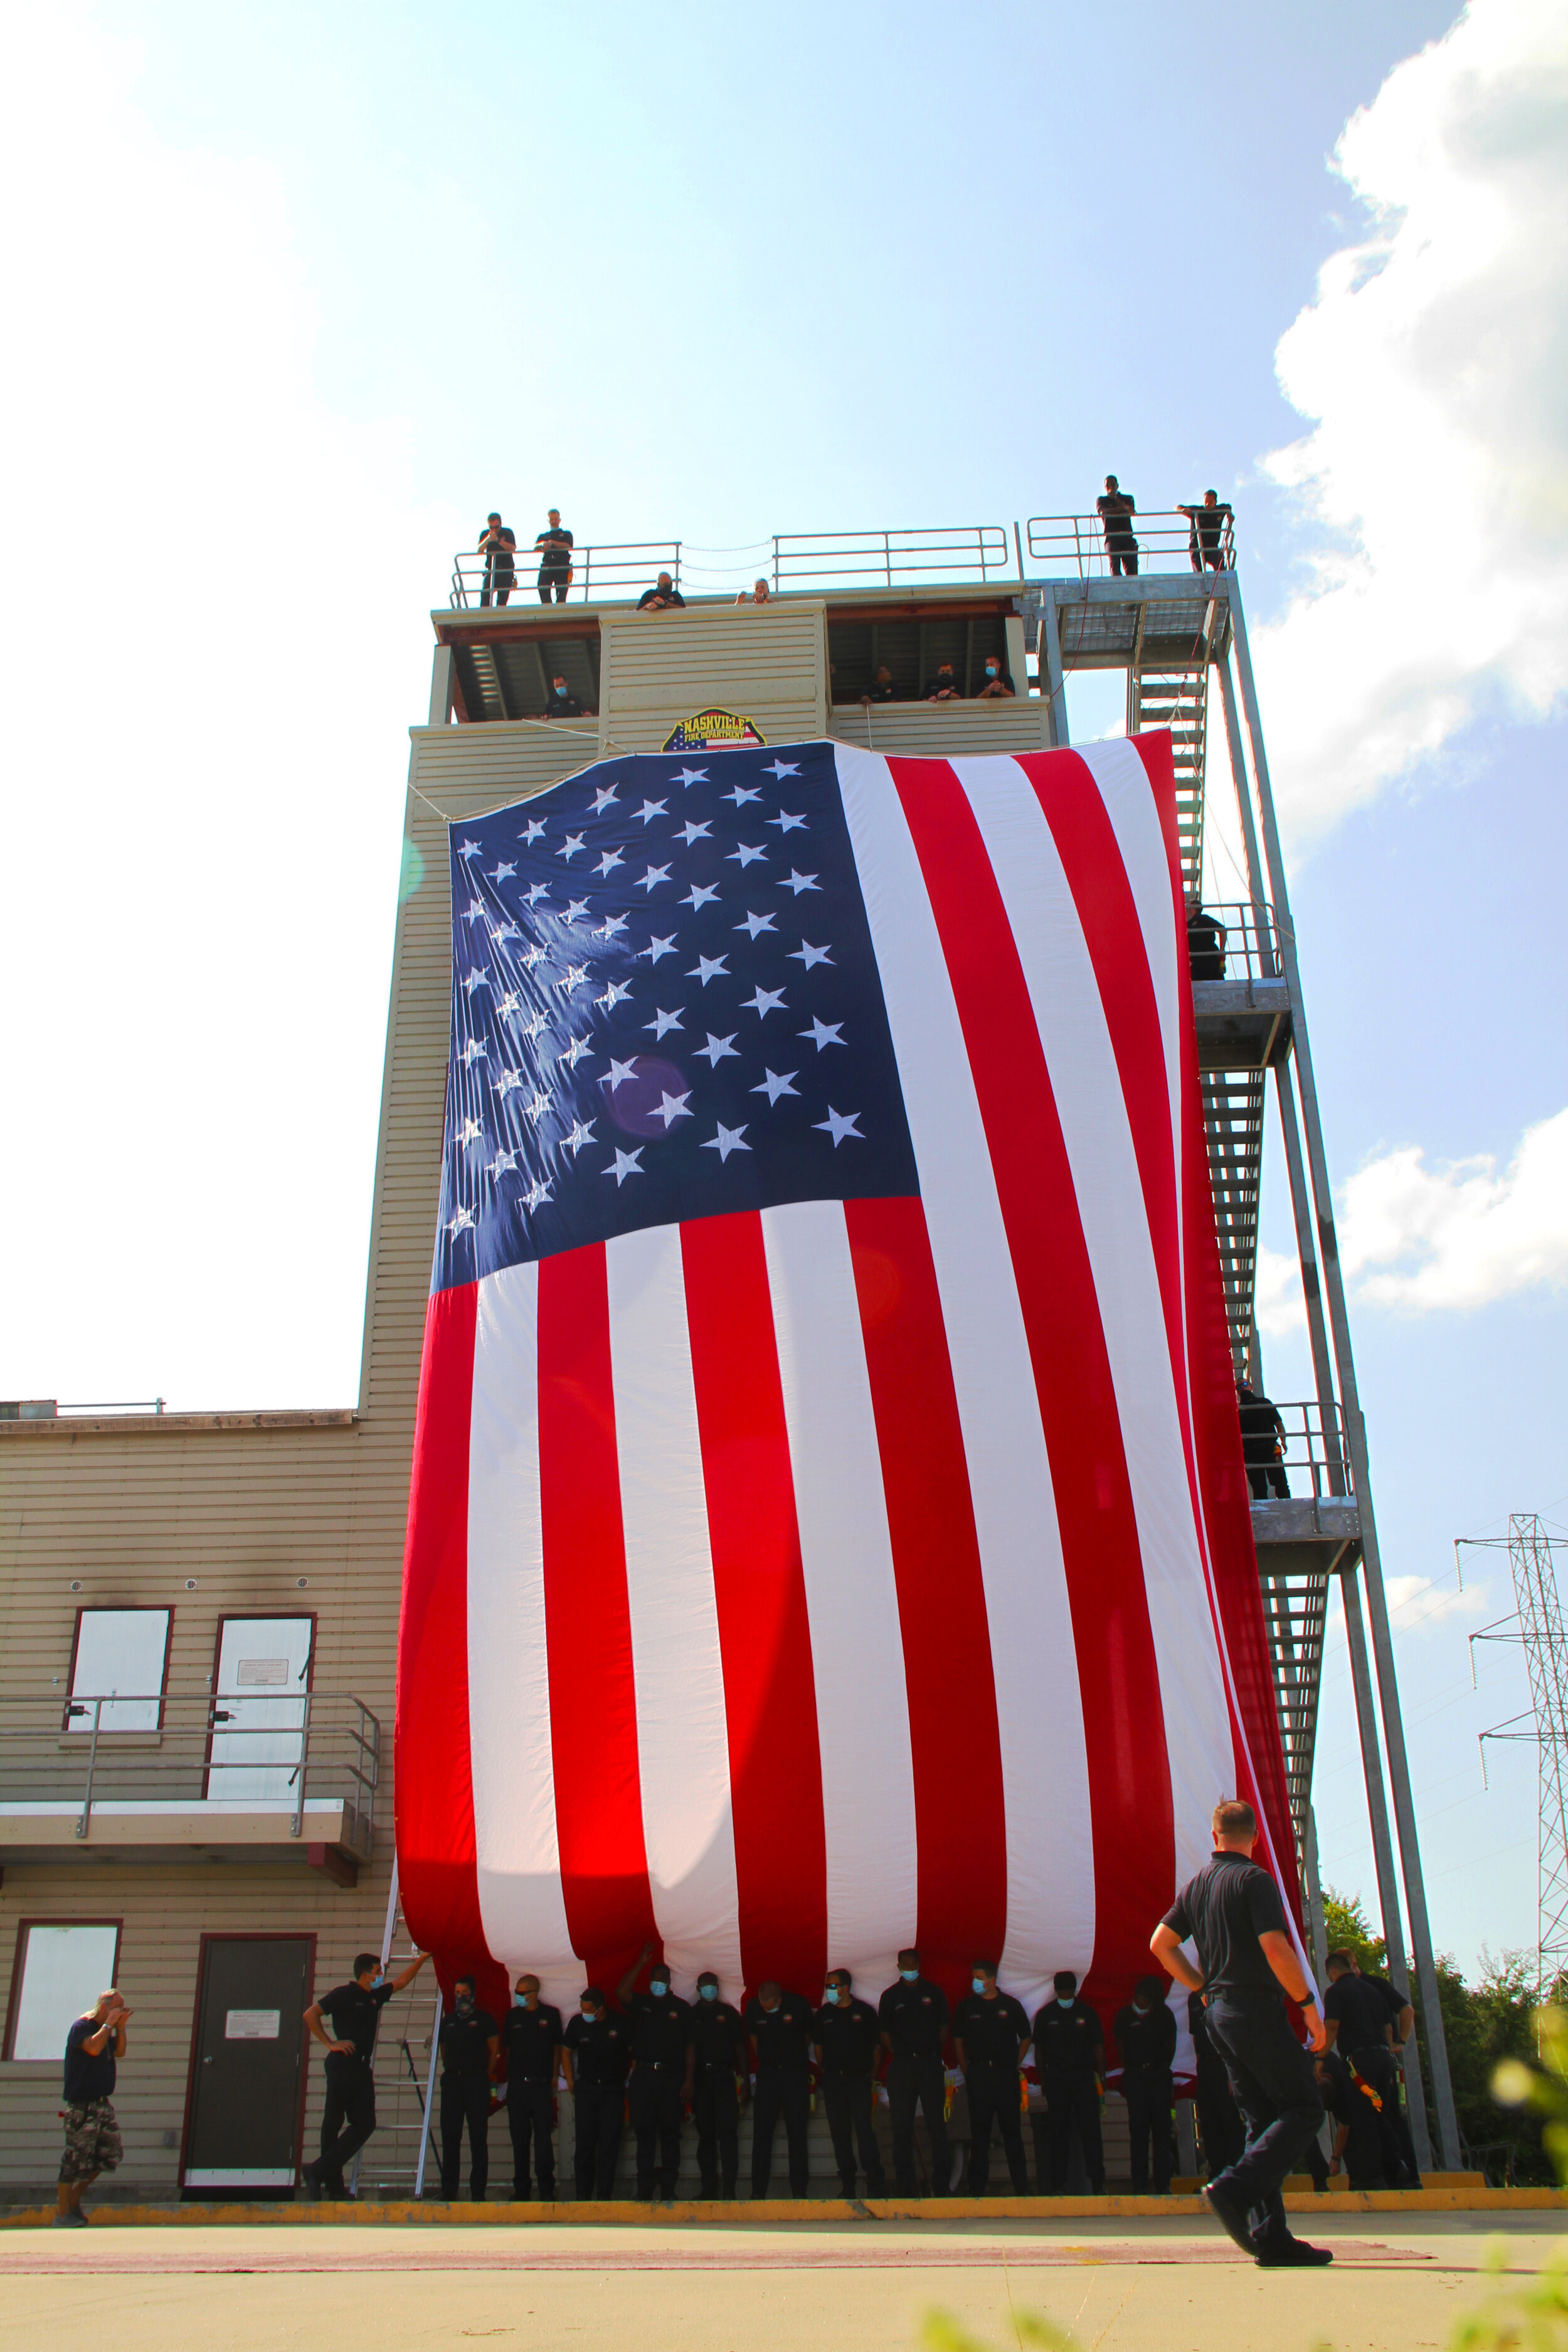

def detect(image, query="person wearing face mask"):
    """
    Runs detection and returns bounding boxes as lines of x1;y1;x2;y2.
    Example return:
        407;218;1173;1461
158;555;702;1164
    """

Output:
690;1969;748;2200
1032;1970;1106;2194
501;1973;564;2201
743;1980;815;2198
615;1939;695;2202
301;1947;429;2200
436;1974;501;2202
923;660;963;703
563;1986;631;2200
952;1961;1031;2196
877;1948;951;2196
1113;1975;1179;2195
813;1970;887;2202
544;672;591;720
975;655;1015;700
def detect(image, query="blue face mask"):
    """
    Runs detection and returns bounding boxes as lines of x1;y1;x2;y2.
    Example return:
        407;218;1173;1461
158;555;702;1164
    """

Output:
554;683;568;696
1057;1995;1074;2009
649;1978;669;1998
972;1977;988;1995
826;1986;844;2005
699;1983;718;2001
371;1974;386;1990
986;665;999;678
899;1968;918;1983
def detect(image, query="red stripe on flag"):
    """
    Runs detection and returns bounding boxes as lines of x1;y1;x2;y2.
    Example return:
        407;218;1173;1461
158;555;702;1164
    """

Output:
537;1244;659;1980
396;1281;502;2011
844;1194;1009;1969
885;755;1176;1958
681;1212;829;1992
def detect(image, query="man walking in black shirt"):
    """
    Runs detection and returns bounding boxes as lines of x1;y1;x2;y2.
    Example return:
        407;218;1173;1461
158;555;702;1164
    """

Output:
563;1988;630;2198
691;1969;748;2198
1115;1975;1178;2193
953;1961;1030;2195
744;1981;815;2198
879;1948;950;2195
1033;1970;1105;2193
1152;1797;1330;2267
814;1969;887;2201
56;1989;130;2226
501;1973;563;2200
1323;1951;1412;2186
617;1940;694;2201
302;1947;429;2199
437;1975;500;2201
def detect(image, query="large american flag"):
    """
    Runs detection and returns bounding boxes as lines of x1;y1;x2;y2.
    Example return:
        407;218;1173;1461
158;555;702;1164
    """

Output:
396;734;1295;2030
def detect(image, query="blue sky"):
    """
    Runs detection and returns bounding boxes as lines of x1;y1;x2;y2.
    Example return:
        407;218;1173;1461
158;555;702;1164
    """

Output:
1;0;1564;1976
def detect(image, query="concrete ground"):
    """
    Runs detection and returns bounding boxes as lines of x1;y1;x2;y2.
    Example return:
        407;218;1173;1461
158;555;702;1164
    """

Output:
2;2215;1564;2352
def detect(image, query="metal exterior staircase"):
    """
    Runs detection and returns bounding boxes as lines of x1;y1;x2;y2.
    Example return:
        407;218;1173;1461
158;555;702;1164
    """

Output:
1128;660;1209;895
1200;1069;1264;1373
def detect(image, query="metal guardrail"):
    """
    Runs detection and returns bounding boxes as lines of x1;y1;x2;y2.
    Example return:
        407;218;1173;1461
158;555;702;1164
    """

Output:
450;541;682;610
0;1690;379;1843
1247;1399;1352;1503
1189;900;1288;985
1027;510;1236;580
771;526;1012;591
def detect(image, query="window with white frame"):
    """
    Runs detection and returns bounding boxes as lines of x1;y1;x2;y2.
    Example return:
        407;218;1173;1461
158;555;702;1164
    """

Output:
66;1608;171;1733
4;1922;122;2061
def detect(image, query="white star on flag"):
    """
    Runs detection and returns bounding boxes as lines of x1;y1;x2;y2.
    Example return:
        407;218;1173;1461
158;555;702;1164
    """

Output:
678;820;712;846
487;1148;519;1177
736;911;776;939
520;819;546;844
697;1033;739;1067
559;834;585;861
814;1106;864;1147
723;784;762;807
783;871;820;895
459;839;482;859
524;1179;553;1212
457;1117;483;1147
559;963;589;991
643;935;677;963
463;901;486;922
673;766;708;788
495;1069;524;1094
462;971;490;996
593;913;630;941
768;812;807;834
654;1091;693;1129
525;882;549;906
595;980;632;1010
741;985;787;1019
727;843;767;867
558;1037;591;1069
689;953;729;985
563;1119;596;1156
565;899;590;923
789;941;833;969
595;849;624;878
525;1091;551;1123
681;883;719;912
644;1008;684;1038
635;799;668;825
638;865;672;893
447;1205;475;1236
761;760;800;780
751;1069;799;1104
591;785;620;814
605;1147;645;1187
487;861;517;881
601;1056;640;1091
522;946;548;970
800;1017;845;1050
497;992;521;1018
460;1039;487;1064
702;1122;751;1162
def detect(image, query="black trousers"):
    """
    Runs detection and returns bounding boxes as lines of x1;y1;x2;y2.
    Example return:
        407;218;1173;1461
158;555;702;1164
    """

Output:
694;2065;739;2196
1204;1993;1324;2250
1195;2051;1247;2175
506;2079;555;2198
967;2064;1027;2193
438;2074;490;2199
628;2063;684;2198
1345;2045;1407;2185
1387;2060;1422;2185
1044;2075;1103;2190
751;2069;809;2198
318;2055;376;2190
886;2053;948;2193
1246;1461;1290;1500
573;2082;624;2200
1107;545;1138;576
480;566;514;609
822;2074;886;2196
537;570;569;602
1123;2067;1174;2192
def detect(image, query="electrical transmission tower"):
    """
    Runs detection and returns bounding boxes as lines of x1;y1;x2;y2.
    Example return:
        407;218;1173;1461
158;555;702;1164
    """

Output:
1463;1515;1568;1991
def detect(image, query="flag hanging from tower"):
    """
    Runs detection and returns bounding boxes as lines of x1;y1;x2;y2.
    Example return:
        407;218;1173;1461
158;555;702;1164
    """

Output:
396;733;1295;2027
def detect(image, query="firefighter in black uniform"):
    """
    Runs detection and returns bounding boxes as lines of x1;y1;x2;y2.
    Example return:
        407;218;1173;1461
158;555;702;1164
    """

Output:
500;1973;562;2201
302;1947;430;2198
878;1947;950;2196
744;1982;814;2198
1033;1970;1105;2193
1237;1380;1290;1500
616;1941;694;2201
691;1969;748;2199
952;1961;1030;2195
1114;1975;1179;2193
1312;2046;1385;2188
563;1987;630;2200
1185;898;1227;980
1323;1952;1410;2186
437;1976;500;2201
813;1969;887;2200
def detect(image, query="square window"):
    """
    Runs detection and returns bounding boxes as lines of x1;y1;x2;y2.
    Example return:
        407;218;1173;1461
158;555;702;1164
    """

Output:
67;1608;171;1732
5;1922;121;2061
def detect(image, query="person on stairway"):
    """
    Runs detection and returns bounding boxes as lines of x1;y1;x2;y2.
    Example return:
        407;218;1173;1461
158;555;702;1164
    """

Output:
1185;898;1227;980
1236;1379;1290;1500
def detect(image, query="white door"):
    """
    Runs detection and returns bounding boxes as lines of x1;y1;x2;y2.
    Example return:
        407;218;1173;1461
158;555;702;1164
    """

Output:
68;1608;171;1733
207;1618;314;1803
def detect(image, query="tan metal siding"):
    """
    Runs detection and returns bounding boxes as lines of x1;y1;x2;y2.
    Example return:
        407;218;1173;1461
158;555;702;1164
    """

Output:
600;602;829;752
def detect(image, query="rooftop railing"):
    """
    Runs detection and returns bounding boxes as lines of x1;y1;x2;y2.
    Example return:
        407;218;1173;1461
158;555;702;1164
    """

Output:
0;1688;379;1843
1189;900;1287;986
1246;1399;1352;1505
770;526;1012;592
451;541;682;611
1027;509;1236;581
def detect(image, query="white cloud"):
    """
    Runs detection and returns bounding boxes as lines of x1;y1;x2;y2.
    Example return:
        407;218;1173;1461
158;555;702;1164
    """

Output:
1255;1242;1306;1338
1340;1107;1568;1311
1253;0;1568;843
1383;1572;1487;1631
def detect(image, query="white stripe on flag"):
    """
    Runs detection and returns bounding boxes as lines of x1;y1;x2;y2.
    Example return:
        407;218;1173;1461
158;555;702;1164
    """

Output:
760;1197;919;1991
605;1222;744;1989
467;1261;578;1981
953;753;1231;1887
832;743;1094;2001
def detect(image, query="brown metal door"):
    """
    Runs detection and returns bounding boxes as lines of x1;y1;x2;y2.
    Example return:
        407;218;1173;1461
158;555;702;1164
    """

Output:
183;1937;312;2196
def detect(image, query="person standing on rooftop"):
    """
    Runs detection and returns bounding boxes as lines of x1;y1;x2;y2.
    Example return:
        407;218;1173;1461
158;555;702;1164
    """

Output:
534;509;573;603
735;579;773;603
1177;490;1234;572
478;512;516;608
637;572;686;611
1097;476;1139;576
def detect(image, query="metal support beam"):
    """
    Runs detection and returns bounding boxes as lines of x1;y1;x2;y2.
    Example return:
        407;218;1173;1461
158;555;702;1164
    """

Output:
414;1984;442;2196
428;647;455;728
1227;591;1460;2169
1039;597;1069;748
1303;1807;1330;1986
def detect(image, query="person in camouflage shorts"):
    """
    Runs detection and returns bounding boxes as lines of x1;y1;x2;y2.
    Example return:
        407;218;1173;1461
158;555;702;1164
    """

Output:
55;1990;130;2226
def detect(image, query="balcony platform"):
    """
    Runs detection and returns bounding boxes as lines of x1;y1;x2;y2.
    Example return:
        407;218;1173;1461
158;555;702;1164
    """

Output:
1251;1496;1362;1579
0;1796;370;1877
1192;977;1291;1071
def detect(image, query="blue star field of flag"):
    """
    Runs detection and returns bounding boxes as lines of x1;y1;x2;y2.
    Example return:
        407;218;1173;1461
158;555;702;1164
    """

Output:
433;742;919;1291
